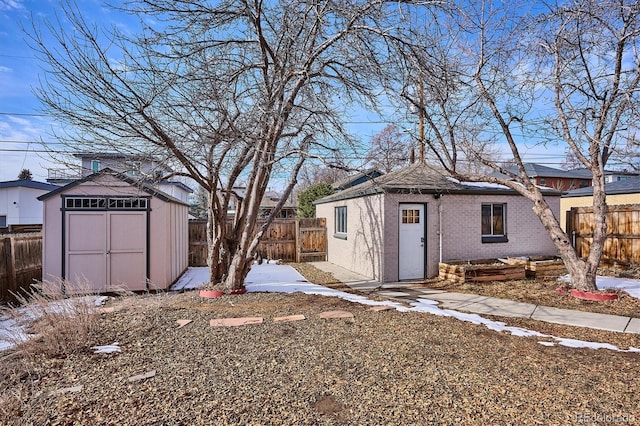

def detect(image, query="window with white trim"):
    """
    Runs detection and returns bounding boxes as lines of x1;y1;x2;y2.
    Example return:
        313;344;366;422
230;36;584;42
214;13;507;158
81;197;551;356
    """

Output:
91;160;100;172
334;206;347;238
481;203;507;243
0;215;6;228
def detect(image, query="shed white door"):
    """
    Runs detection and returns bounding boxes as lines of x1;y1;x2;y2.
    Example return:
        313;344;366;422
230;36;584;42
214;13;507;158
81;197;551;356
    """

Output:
66;211;146;292
398;204;425;280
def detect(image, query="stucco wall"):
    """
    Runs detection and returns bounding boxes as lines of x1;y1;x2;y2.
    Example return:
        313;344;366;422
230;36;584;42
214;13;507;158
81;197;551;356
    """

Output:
315;194;384;280
0;187;49;226
560;193;640;231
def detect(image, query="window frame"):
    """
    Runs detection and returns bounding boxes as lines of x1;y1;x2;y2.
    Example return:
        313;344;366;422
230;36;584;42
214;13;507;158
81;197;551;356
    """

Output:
334;206;347;239
91;160;100;173
481;203;508;243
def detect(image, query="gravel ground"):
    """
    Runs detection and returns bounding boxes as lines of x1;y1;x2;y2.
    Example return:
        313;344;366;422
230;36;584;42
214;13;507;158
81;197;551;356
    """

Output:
2;289;640;425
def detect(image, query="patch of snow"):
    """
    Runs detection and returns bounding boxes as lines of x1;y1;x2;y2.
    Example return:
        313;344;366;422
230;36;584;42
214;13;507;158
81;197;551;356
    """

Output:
91;342;121;354
246;266;639;353
559;275;640;299
0;295;108;352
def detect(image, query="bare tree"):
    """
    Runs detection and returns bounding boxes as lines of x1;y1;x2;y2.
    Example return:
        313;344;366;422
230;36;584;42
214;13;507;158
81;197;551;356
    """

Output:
385;0;640;291
29;0;395;291
364;124;411;173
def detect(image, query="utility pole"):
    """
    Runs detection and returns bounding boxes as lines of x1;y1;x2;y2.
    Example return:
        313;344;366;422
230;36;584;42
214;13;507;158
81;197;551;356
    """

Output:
418;78;425;164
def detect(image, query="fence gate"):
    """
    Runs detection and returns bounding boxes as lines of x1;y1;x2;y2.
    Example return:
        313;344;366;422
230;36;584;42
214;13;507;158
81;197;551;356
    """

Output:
568;204;640;264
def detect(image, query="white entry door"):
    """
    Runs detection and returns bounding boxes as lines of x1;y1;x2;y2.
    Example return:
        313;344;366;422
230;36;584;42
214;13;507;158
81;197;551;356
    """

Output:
398;204;425;280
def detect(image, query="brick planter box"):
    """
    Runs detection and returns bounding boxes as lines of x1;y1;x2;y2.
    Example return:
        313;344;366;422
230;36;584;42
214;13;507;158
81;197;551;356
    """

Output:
438;259;525;283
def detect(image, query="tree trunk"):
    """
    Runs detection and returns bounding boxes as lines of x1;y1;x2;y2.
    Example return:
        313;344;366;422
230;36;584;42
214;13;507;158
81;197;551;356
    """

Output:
530;190;598;292
206;189;228;285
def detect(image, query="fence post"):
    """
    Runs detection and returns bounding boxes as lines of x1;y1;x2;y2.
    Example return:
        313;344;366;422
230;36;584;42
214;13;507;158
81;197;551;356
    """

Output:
295;219;301;263
3;237;17;299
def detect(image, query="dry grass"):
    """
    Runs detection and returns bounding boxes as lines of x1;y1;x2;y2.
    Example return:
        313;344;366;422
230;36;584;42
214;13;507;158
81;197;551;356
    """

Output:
1;279;104;359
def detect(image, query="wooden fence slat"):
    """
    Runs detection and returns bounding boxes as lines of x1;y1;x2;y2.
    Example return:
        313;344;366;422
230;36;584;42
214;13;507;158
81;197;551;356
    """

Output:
188;218;327;266
1;233;43;303
570;204;640;264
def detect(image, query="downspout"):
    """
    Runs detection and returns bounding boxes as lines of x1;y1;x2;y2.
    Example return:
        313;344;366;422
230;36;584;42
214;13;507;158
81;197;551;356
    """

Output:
438;203;443;263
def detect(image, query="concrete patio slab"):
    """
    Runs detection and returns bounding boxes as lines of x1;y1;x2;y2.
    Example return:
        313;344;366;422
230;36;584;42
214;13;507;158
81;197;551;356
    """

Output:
376;291;412;298
455;298;537;319
422;292;490;305
380;281;422;289
624;318;640;334
413;289;447;295
531;306;631;332
310;262;377;288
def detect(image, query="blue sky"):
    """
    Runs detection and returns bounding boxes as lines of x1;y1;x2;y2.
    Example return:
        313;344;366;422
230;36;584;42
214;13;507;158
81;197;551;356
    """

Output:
0;0;574;185
0;0;108;181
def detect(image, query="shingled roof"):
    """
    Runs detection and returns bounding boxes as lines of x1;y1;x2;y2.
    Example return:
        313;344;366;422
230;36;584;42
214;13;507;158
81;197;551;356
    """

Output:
315;163;561;204
563;176;640;198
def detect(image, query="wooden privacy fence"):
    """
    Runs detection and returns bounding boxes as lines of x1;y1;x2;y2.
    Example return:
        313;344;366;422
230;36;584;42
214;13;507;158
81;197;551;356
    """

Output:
568;204;640;264
1;233;42;303
188;218;327;266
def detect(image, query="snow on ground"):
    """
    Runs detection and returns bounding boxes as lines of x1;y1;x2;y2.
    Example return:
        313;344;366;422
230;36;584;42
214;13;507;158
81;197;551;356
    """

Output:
3;263;640;353
559;275;640;299
0;295;108;352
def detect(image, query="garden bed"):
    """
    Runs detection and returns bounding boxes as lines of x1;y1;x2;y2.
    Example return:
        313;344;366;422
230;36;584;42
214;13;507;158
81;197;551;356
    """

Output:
505;256;567;279
438;259;525;283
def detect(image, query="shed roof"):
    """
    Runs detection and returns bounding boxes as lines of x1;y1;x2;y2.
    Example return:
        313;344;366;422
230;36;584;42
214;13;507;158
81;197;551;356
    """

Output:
562;176;640;198
0;180;59;191
315;163;562;204
37;168;189;205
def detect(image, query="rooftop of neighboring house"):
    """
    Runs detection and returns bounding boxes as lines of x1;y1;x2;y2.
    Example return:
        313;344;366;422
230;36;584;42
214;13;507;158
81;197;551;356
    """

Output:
0;180;60;191
332;168;384;191
316;163;562;204
259;192;296;209
562;176;640;197
567;167;639;179
491;163;592;180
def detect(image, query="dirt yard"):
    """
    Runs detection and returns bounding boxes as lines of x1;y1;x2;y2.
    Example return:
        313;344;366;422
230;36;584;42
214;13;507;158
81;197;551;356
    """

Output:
1;285;639;425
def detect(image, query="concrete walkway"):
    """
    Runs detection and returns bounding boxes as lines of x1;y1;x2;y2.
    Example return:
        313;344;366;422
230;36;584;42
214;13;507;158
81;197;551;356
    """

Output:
311;262;640;334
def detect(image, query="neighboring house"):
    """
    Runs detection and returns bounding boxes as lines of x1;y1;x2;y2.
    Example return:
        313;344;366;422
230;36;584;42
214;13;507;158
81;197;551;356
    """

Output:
315;163;561;282
38;169;189;294
560;176;640;231
332;168;383;191
225;188;296;219
47;152;193;202
259;192;297;219
492;163;592;190
0;180;59;231
47;152;172;184
567;167;639;184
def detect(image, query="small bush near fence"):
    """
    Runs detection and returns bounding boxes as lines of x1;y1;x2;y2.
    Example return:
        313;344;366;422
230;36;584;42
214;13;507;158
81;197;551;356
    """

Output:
1;233;42;304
